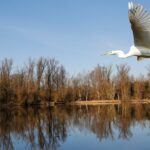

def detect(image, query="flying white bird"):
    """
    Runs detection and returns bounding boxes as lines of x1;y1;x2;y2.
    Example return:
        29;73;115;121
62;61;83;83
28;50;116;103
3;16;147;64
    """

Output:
103;2;150;61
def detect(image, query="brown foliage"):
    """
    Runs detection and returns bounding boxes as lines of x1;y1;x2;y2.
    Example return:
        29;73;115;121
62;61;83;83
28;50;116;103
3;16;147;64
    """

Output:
0;58;150;106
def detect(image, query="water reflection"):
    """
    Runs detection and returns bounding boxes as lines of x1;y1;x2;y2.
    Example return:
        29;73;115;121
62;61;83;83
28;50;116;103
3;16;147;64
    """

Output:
0;103;150;150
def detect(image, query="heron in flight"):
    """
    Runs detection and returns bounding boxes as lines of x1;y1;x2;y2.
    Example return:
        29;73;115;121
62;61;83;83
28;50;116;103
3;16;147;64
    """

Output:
103;2;150;61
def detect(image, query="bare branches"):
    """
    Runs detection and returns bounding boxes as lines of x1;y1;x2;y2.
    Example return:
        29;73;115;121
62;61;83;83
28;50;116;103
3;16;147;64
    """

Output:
0;58;149;106
0;59;13;105
115;64;131;100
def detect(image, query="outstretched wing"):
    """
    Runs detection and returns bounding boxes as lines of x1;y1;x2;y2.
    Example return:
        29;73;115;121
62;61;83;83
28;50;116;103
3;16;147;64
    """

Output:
128;2;150;49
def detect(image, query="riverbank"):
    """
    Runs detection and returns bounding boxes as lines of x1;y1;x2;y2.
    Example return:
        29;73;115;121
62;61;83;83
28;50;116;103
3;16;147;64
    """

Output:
70;100;150;105
1;100;150;109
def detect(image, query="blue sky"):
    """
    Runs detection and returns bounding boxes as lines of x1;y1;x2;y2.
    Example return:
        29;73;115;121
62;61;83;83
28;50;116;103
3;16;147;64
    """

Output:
0;0;150;76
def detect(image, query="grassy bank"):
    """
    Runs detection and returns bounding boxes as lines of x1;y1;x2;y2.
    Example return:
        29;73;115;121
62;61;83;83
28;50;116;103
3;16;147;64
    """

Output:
70;100;150;105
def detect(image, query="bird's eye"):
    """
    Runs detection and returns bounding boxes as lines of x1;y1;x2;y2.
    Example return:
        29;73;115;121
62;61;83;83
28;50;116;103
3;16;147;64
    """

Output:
135;6;138;10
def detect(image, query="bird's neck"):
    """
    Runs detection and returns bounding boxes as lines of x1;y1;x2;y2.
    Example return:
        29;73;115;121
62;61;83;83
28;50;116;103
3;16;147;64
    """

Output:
117;45;140;58
116;51;131;58
111;46;141;58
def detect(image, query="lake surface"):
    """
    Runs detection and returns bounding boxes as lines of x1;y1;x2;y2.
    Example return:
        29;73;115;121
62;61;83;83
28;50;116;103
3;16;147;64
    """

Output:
1;103;150;150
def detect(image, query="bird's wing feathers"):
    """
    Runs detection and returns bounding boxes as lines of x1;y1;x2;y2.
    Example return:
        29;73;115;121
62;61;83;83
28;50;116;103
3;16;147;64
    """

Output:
128;2;150;49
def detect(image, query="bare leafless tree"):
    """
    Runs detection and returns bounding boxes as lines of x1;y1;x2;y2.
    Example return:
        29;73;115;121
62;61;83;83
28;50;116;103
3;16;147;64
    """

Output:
0;59;13;105
115;64;131;100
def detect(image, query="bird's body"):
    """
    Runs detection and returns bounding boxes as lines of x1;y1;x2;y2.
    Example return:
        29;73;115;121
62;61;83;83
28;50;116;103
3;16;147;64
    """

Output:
103;2;150;61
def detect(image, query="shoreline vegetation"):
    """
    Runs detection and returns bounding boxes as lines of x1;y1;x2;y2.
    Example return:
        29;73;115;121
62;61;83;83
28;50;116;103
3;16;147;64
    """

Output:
1;57;150;107
1;100;150;108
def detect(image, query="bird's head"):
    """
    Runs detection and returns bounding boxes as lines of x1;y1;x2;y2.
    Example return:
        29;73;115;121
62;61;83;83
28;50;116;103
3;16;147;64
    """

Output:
102;50;125;57
102;50;120;55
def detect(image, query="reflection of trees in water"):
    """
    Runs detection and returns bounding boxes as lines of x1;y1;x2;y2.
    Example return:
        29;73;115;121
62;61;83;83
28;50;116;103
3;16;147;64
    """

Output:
0;107;68;150
65;104;150;141
0;104;150;150
0;109;14;150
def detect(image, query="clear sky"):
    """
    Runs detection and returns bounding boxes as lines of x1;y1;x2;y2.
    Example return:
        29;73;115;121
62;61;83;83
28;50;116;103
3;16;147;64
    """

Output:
0;0;150;76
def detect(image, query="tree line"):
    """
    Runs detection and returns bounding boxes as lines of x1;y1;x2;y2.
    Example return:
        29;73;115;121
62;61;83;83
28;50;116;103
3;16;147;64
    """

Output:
0;57;150;106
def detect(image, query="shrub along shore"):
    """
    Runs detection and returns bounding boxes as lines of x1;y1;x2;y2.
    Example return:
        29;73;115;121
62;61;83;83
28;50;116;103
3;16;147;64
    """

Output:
0;57;150;107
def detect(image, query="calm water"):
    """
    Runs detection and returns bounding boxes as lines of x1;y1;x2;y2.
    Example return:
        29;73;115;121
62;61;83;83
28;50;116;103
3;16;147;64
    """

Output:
1;103;150;150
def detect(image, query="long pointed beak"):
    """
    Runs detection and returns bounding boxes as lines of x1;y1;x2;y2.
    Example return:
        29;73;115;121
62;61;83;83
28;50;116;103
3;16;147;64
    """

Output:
101;51;112;56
